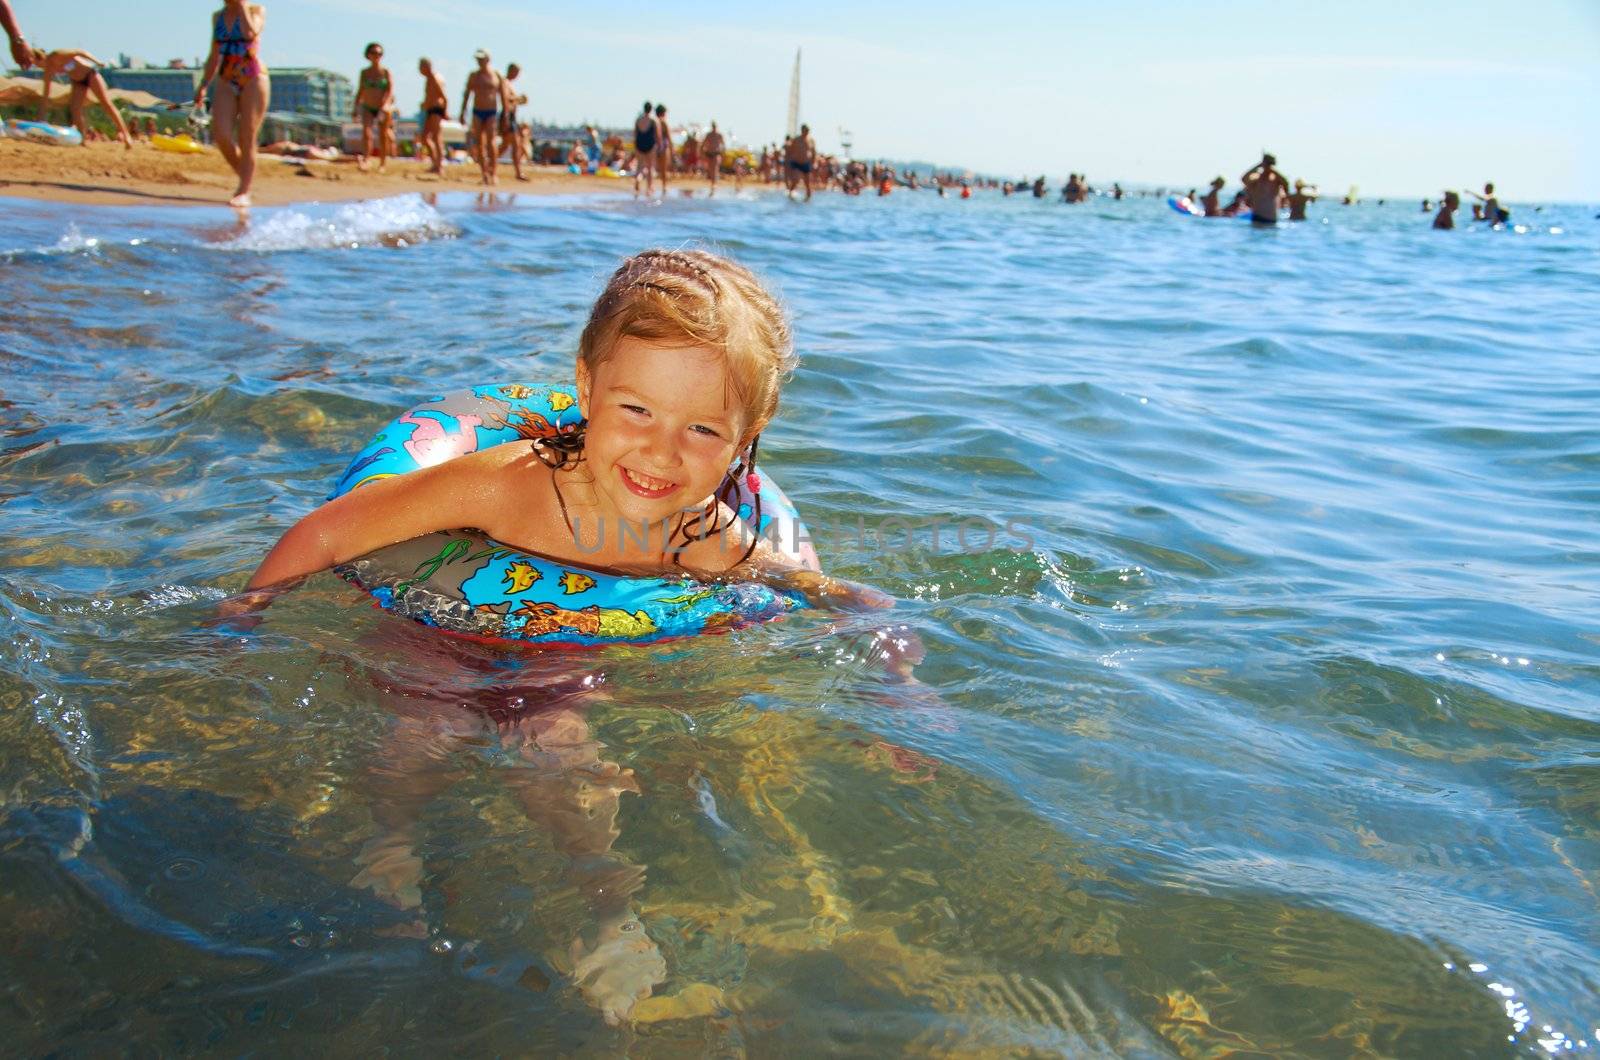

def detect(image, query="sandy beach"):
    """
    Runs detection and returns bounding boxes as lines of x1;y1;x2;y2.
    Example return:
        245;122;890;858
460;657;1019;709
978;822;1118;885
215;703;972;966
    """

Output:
0;139;719;206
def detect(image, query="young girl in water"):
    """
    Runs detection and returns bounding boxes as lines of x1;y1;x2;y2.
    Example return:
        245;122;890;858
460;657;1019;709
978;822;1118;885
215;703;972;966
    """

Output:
241;248;880;609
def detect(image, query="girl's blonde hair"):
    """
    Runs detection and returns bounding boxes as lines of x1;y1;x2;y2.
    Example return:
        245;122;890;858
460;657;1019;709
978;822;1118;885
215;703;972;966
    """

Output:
578;249;795;444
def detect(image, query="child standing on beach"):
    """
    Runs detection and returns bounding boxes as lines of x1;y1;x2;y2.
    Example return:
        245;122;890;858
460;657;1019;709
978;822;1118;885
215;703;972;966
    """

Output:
239;249;879;609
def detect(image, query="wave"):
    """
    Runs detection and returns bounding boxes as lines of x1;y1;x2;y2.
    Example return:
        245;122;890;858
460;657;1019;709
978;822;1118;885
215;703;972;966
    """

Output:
211;195;460;252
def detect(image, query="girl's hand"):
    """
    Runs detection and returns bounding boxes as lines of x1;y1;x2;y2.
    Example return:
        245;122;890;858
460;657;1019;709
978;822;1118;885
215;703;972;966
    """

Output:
768;568;894;611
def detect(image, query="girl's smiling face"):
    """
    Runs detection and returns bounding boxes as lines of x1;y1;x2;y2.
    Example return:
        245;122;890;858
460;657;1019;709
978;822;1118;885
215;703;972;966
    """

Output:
576;337;747;531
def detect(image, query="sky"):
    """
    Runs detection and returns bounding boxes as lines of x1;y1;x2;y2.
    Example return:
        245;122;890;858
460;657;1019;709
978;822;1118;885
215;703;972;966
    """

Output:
18;0;1600;201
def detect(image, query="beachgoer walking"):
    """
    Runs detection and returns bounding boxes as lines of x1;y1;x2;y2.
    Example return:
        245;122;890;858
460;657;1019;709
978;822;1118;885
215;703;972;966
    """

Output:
582;124;601;172
196;2;269;207
681;129;699;176
1433;191;1459;230
701;120;725;194
418;57;447;175
1240;153;1289;224
501;62;529;182
1287;179;1317;221
653;103;672;192
31;47;133;149
353;42;393;172
459;49;502;186
632;101;657;196
1;0;32;68
785;123;816;201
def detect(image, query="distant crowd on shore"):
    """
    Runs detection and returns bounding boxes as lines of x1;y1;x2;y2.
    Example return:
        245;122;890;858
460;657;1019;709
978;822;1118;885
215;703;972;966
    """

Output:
1;1;1528;224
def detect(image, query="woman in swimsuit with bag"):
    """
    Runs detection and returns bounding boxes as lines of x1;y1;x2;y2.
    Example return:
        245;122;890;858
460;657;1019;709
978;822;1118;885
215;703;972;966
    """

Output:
195;1;269;208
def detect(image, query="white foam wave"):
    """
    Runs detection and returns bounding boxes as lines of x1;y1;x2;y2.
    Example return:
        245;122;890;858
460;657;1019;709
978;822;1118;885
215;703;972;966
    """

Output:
214;195;459;252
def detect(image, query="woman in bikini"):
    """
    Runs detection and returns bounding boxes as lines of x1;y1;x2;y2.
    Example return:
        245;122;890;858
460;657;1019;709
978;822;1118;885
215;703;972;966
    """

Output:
353;42;392;172
31;47;133;149
195;2;269;208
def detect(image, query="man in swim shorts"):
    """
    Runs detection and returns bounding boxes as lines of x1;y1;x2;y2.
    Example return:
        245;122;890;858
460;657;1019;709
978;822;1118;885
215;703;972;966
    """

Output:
1240;153;1289;224
501;62;529;182
785;123;815;201
458;48;502;186
418;57;448;175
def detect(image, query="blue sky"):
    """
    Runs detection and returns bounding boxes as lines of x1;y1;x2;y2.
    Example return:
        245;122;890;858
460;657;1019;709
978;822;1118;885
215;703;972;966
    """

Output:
19;0;1600;200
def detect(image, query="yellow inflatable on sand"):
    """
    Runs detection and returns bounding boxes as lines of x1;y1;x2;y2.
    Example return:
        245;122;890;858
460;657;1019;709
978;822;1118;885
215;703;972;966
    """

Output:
152;133;207;155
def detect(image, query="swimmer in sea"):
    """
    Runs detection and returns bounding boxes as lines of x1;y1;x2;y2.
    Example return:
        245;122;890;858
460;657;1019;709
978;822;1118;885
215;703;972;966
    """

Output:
631;100;657;197
785;123;816;201
1287;179;1318;221
353;42;392;172
1467;182;1505;224
30;46;133;150
417;57;448;175
459;48;502;186
1200;176;1226;217
1432;191;1459;230
1241;153;1289;224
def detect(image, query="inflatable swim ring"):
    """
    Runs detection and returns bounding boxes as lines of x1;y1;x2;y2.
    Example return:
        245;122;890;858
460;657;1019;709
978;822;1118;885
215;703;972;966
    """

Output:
1167;194;1204;217
152;133;207;155
7;119;83;146
330;383;819;647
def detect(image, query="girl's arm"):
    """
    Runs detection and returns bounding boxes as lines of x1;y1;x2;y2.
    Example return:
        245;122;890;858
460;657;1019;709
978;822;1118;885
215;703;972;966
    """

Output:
245;4;266;35
244;451;501;590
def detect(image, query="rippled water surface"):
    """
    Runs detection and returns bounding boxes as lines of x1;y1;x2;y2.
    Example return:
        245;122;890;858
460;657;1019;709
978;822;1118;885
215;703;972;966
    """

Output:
2;187;1596;1055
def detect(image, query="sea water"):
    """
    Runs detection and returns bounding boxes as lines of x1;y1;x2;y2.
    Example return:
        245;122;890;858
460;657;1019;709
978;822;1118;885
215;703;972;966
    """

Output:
1;188;1595;1054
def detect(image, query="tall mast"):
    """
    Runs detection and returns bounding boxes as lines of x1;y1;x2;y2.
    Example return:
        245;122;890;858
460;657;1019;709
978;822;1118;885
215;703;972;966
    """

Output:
786;48;801;138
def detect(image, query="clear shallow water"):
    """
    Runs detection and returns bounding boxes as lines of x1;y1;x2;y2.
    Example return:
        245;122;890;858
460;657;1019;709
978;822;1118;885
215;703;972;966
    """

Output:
1;187;1597;1054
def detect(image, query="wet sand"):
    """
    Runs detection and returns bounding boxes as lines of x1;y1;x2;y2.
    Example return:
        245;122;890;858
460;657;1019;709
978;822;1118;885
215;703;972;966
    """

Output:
0;139;723;206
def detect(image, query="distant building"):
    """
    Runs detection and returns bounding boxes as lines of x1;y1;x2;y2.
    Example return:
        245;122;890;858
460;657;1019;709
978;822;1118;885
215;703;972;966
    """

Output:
103;65;201;105
100;61;351;120
270;68;353;121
